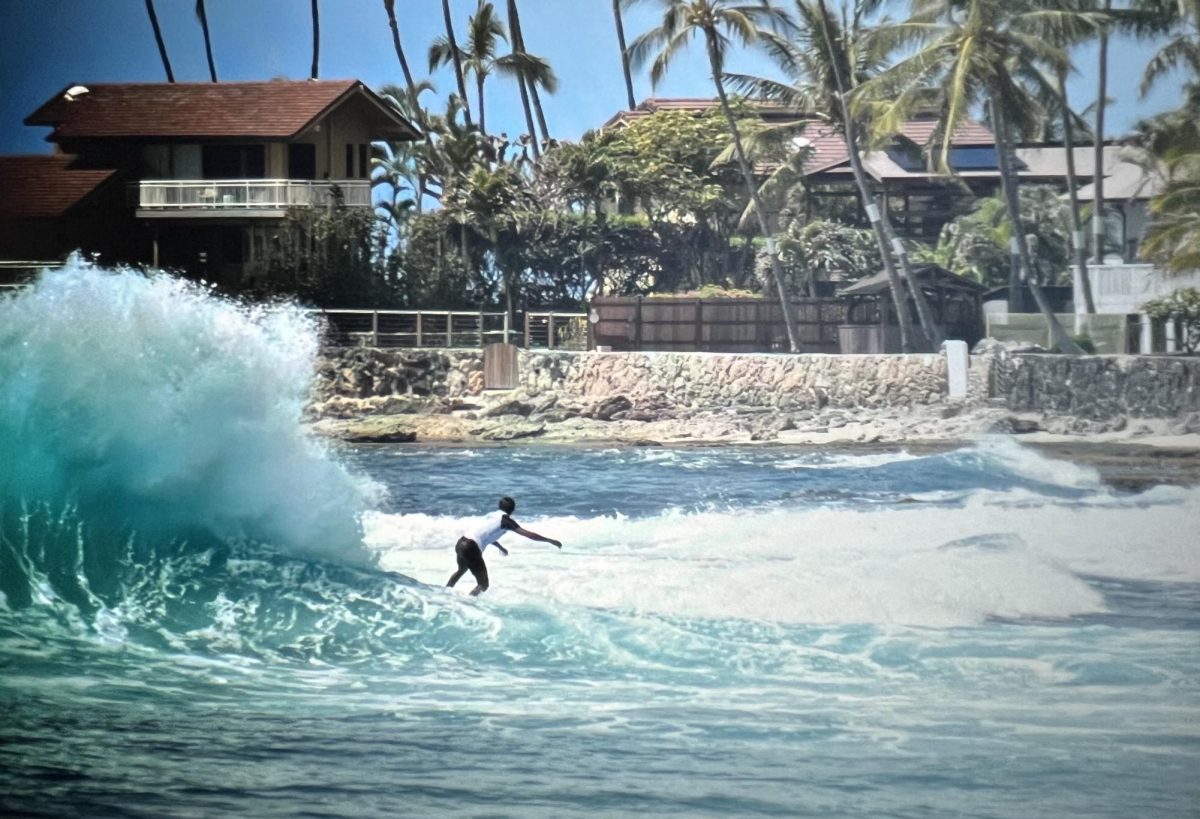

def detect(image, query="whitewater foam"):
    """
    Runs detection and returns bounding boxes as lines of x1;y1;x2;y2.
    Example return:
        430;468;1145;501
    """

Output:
0;261;375;565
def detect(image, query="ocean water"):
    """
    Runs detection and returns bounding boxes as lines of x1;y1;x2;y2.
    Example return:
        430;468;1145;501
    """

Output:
2;264;1199;818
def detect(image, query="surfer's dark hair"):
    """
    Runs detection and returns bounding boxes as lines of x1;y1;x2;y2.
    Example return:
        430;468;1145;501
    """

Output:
499;496;516;514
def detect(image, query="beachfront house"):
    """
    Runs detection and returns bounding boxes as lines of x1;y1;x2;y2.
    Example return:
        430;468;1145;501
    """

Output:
0;80;419;285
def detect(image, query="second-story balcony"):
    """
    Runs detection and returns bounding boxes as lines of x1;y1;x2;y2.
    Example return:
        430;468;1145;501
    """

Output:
134;179;372;217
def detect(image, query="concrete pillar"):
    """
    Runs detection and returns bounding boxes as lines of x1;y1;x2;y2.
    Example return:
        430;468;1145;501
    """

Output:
942;339;969;399
1139;314;1153;354
1166;319;1177;354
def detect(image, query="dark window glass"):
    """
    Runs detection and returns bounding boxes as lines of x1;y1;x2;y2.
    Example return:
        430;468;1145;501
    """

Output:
288;143;316;179
346;144;354;178
202;145;266;179
359;144;369;179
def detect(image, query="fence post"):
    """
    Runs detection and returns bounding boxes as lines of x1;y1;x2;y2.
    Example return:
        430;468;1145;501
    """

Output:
372;311;379;347
416;312;423;347
695;299;703;350
446;311;453;348
548;313;556;349
504;310;511;346
478;310;484;348
635;297;643;351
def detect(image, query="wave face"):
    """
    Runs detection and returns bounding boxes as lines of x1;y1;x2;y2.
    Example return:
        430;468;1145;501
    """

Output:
3;263;1199;818
0;261;375;622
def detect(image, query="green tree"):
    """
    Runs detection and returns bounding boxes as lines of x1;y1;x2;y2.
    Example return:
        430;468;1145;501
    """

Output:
430;1;507;135
627;0;803;351
144;0;174;83
504;0;555;147
730;0;938;349
1137;85;1200;274
865;0;1085;353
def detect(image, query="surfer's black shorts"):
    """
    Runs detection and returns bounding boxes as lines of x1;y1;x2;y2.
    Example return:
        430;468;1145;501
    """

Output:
455;536;488;585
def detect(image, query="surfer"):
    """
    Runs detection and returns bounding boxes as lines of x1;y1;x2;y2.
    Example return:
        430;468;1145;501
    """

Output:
447;496;562;596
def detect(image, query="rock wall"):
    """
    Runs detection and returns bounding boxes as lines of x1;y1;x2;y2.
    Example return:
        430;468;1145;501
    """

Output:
519;350;952;410
313;347;1200;421
996;353;1200;419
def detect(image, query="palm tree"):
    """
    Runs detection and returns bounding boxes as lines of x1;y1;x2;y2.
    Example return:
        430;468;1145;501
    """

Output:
311;0;321;79
730;0;938;350
144;0;175;83
864;0;1085;353
195;0;218;82
383;0;418;100
627;0;803;352
431;1;506;135
614;0;639;109
1140;0;1200;97
1092;0;1111;266
506;0;554;145
441;0;475;127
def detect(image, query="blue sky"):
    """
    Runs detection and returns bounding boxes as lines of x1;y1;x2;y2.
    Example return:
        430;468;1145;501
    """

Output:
0;0;1187;155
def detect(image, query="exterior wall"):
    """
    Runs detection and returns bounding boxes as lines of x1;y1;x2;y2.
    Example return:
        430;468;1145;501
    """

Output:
996;353;1200;419
316;347;1199;422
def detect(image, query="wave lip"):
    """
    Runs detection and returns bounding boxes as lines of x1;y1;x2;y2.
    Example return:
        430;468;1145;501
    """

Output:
0;261;375;569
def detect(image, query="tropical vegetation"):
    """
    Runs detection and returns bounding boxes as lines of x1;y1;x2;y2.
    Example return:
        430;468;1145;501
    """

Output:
139;0;1197;352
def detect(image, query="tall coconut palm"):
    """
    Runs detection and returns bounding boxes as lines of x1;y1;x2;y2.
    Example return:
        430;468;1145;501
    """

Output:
730;0;938;350
383;0;418;100
627;0;803;352
499;0;559;156
431;1;506;135
195;0;218;82
144;0;175;83
506;0;553;145
1140;0;1200;97
440;0;474;127
614;0;639;109
864;0;1084;353
310;0;321;79
1091;0;1111;266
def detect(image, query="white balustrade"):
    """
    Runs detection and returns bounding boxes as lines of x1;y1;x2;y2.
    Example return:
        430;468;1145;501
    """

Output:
138;179;372;211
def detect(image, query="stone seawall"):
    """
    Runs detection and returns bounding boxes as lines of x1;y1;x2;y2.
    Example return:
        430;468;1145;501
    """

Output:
314;347;1199;421
997;354;1200;419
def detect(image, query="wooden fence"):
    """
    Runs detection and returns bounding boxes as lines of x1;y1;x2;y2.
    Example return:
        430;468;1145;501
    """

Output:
589;296;848;353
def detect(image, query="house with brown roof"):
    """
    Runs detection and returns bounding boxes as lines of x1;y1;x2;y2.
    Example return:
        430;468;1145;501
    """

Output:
1;79;419;283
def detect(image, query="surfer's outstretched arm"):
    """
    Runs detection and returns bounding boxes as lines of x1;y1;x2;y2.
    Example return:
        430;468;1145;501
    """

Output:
513;525;562;549
492;542;509;556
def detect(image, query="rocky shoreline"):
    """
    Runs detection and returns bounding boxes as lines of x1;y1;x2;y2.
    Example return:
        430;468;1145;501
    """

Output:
306;346;1200;488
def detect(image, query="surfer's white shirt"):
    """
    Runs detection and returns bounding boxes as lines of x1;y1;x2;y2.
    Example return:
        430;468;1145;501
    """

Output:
464;511;513;554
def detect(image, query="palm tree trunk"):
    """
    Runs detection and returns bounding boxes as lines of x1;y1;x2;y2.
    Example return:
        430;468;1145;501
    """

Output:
196;0;218;82
310;0;320;79
812;0;937;351
442;0;474;127
706;37;801;353
1092;0;1111;264
991;100;1084;354
506;0;540;158
507;0;551;145
613;0;637;110
477;74;487;135
383;0;417;100
1058;66;1097;322
144;0;175;83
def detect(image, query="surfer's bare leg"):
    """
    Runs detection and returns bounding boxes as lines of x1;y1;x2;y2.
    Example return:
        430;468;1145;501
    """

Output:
469;562;489;596
447;566;467;587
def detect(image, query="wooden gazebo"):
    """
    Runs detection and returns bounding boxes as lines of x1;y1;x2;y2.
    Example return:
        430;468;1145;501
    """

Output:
836;264;985;353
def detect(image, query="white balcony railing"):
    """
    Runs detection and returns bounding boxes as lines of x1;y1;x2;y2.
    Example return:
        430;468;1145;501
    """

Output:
137;179;372;211
1084;263;1200;315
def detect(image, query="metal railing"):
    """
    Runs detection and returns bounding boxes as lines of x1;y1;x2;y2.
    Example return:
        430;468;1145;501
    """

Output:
311;309;588;349
137;179;372;211
524;312;588;349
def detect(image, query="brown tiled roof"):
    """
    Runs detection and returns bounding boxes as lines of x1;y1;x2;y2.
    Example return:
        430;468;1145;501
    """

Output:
0;155;117;218
26;80;417;140
899;117;994;147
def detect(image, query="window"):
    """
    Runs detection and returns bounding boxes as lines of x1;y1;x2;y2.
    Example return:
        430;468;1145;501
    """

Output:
288;143;316;179
202;145;265;179
346;144;354;178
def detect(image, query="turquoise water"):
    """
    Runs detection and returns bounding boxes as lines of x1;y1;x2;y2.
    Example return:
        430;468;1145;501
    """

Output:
3;265;1199;817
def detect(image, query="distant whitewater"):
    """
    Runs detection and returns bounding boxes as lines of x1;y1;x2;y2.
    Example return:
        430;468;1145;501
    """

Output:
2;262;1198;818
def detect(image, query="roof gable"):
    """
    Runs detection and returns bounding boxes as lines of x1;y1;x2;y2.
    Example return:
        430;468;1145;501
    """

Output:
26;80;419;141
